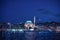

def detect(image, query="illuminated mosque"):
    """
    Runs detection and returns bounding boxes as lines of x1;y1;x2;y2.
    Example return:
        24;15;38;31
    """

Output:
24;16;37;30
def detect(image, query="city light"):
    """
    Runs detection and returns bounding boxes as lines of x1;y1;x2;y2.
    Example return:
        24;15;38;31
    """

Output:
18;29;24;32
11;29;16;32
30;29;34;31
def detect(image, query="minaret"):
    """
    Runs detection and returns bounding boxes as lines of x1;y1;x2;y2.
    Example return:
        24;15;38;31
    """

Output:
34;16;36;26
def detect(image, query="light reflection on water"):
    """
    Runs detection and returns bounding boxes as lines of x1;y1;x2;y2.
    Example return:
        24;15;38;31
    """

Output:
2;30;58;40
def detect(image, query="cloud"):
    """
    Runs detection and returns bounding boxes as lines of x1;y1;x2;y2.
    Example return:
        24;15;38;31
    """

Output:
37;9;53;14
55;13;60;18
37;9;45;12
54;13;60;22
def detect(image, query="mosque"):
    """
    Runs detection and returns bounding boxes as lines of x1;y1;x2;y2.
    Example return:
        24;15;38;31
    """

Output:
24;16;37;30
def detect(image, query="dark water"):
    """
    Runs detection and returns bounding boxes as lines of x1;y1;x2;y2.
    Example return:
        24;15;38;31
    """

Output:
1;30;60;40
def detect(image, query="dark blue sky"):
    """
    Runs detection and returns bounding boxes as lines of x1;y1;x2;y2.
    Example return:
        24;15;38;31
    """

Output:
0;0;60;23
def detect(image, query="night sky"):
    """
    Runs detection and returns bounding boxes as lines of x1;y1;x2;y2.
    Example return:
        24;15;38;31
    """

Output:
0;0;60;23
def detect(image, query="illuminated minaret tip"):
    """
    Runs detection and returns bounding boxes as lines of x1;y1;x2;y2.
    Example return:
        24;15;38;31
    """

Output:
34;16;36;26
